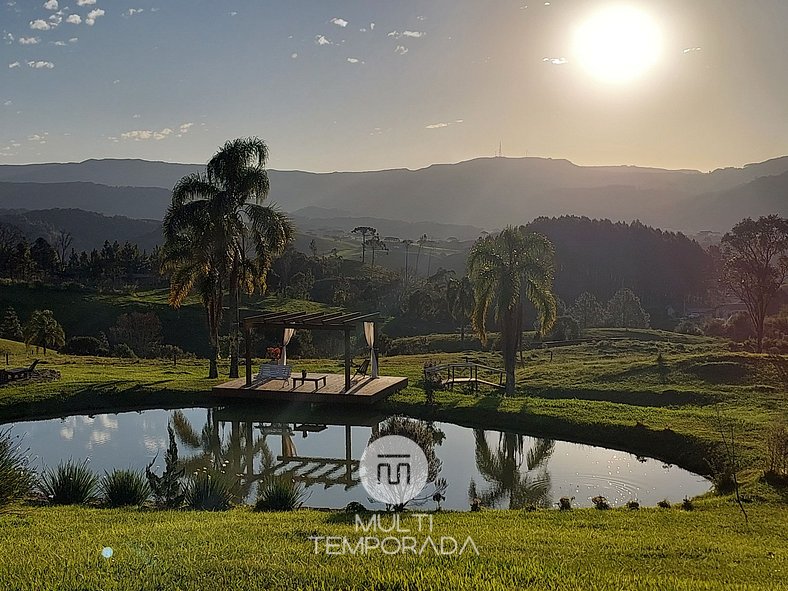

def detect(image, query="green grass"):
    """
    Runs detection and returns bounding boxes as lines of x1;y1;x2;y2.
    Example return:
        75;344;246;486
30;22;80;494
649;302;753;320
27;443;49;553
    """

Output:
0;503;785;590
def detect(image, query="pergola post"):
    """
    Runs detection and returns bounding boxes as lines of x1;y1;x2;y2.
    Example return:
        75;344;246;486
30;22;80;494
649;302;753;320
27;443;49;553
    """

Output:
344;329;352;392
245;325;252;387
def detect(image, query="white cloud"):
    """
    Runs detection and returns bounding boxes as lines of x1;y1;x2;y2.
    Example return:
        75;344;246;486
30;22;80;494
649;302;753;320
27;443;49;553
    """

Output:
52;40;66;45
76;0;95;5
69;37;78;42
683;47;702;54
30;19;52;30
132;113;140;118
314;34;332;46
3;100;12;106
3;32;14;44
8;61;20;68
425;119;463;130
370;23;375;30
66;14;81;24
402;30;424;38
85;8;104;25
120;122;193;141
290;52;298;59
543;57;567;65
27;60;54;68
48;14;62;26
330;17;348;27
228;11;237;16
346;57;363;64
19;36;40;44
43;0;58;10
394;45;408;55
123;8;143;17
28;132;48;143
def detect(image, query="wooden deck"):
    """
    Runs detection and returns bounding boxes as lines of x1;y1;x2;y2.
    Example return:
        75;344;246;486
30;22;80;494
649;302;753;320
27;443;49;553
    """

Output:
212;373;408;405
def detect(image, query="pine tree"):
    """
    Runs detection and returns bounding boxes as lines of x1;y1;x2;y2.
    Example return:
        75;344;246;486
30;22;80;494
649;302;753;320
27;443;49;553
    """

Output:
0;307;23;342
145;425;185;509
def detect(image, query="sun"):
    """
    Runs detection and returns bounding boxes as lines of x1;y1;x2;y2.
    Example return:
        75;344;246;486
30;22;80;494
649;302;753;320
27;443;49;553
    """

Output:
572;5;663;84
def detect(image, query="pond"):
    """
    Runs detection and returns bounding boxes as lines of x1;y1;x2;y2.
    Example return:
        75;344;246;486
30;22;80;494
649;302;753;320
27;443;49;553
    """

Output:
7;406;711;509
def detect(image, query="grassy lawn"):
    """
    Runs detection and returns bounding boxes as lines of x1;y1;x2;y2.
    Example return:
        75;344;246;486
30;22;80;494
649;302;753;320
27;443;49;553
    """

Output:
0;503;785;590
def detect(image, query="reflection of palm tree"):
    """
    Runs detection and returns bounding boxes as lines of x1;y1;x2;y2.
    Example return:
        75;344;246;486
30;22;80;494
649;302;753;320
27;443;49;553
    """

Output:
471;430;554;509
171;410;274;502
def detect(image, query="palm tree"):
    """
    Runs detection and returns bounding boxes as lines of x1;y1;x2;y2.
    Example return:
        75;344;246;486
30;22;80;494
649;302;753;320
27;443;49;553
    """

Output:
165;138;294;379
470;430;554;509
23;309;65;355
467;226;557;394
447;275;475;342
161;201;225;377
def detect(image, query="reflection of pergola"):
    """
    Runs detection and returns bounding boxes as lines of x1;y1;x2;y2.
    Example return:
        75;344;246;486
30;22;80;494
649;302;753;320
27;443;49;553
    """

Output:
242;311;380;391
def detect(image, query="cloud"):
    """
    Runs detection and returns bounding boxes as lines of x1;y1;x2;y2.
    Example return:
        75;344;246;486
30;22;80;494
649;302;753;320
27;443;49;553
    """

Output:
314;34;332;46
66;14;81;24
542;57;567;65
330;17;348;27
76;0;95;5
402;30;425;38
27;60;55;68
132;113;140;118
85;8;104;25
683;47;702;54
3;100;12;106
123;8;144;17
290;52;298;59
30;19;52;30
228;11;237;16
346;57;363;64
19;36;40;45
43;0;58;10
8;61;20;68
394;45;408;55
3;32;14;44
28;132;48;143
425;119;463;130
119;122;193;141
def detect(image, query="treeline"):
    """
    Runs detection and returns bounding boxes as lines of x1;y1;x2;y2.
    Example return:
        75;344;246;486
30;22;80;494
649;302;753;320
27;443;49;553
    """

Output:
0;225;159;289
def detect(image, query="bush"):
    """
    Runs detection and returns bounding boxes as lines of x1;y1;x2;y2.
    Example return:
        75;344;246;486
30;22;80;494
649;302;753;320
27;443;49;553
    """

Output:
100;469;151;507
62;336;107;356
657;499;671;509
0;430;35;511
674;319;703;336
591;495;610;510
546;316;581;342
681;497;694;511
185;471;236;511
766;422;788;478
38;459;98;505
112;343;136;359
558;497;573;511
255;476;306;512
626;500;640;510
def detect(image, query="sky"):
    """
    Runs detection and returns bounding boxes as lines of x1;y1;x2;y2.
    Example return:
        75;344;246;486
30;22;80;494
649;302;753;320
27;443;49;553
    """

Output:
2;0;788;173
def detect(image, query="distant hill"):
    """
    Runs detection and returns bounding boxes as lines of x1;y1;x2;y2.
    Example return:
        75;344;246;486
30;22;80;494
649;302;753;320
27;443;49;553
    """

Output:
1;155;787;232
0;208;161;252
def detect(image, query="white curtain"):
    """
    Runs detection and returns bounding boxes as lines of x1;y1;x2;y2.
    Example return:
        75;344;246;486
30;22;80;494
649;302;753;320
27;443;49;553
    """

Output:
281;328;295;366
363;321;379;378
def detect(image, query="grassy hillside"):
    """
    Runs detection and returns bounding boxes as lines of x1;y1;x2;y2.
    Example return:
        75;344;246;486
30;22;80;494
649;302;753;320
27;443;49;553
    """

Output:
0;504;784;590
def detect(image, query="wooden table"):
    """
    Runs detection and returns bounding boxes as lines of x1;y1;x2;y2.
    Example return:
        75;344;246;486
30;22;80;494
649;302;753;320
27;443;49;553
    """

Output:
291;374;328;391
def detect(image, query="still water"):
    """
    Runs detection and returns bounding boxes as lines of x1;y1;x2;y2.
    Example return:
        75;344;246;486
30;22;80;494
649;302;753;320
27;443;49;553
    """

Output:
8;406;710;509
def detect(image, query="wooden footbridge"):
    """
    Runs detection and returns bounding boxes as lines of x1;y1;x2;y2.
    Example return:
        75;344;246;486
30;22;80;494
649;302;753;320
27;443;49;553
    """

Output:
424;361;506;392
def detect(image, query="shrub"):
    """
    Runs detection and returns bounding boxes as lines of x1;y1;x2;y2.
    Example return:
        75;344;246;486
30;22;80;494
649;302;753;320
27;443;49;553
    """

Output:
112;343;136;359
591;495;610;510
0;430;35;511
38;459;98;505
146;425;185;509
558;497;573;511
626;500;640;510
100;469;151;507
766;421;788;478
675;319;703;336
185;471;236;511
63;336;107;356
255;476;306;512
546;316;581;341
681;497;694;511
657;499;671;509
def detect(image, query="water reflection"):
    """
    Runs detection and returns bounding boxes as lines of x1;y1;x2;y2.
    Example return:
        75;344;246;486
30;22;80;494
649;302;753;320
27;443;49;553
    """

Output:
471;431;554;509
9;406;710;509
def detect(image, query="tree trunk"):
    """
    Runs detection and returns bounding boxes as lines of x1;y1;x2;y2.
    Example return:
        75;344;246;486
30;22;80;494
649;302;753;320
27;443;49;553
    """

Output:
460;324;465;343
229;258;240;378
207;289;221;379
501;308;520;395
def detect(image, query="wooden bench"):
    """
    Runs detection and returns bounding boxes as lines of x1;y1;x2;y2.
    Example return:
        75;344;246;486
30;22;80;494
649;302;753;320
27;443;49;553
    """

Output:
0;359;39;383
255;364;291;385
291;374;327;391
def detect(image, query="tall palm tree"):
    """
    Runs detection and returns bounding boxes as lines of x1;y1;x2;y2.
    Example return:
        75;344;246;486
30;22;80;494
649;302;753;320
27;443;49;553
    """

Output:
471;430;554;509
23;309;65;355
467;226;557;394
165;138;294;378
447;275;475;342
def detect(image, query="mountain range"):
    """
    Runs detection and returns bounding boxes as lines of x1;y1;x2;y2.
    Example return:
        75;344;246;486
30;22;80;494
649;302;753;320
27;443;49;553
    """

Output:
0;156;787;234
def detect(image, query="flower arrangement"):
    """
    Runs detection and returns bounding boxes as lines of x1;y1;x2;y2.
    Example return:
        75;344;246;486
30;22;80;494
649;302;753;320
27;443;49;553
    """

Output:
266;347;282;362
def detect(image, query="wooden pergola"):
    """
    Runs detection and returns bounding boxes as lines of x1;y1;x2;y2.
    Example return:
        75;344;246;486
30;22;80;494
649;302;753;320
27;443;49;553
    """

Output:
242;310;380;391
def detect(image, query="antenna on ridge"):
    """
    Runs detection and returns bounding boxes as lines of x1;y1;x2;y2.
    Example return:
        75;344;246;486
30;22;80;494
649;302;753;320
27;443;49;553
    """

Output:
495;141;503;158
